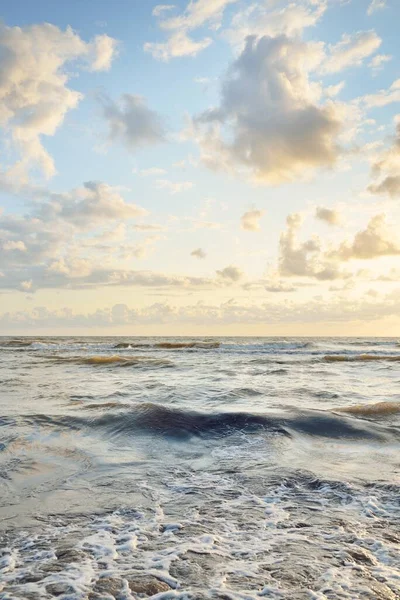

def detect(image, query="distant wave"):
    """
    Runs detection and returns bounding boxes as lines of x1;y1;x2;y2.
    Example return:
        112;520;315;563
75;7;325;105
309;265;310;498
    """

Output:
324;354;400;362
46;355;174;368
0;339;34;348
336;401;400;417
114;341;220;350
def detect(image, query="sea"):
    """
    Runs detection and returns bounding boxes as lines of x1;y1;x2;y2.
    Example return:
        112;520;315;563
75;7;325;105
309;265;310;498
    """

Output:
0;337;399;600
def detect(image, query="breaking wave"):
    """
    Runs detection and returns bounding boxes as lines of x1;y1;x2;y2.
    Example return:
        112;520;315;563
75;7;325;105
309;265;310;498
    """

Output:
45;355;174;368
324;354;400;362
336;401;400;417
114;341;220;350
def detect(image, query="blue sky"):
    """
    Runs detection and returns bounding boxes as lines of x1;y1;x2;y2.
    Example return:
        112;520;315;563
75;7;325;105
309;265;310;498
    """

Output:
0;0;399;335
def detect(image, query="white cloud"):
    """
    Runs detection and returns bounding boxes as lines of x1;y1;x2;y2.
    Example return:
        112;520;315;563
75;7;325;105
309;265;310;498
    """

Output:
101;94;165;150
361;79;400;109
315;206;342;226
0;23;117;180
241;209;265;231
155;179;193;194
145;0;238;60
44;181;148;229
369;53;392;72
152;5;176;17
193;34;343;184
191;248;207;259
336;215;400;260
324;82;345;98
89;34;118;71
2;240;27;251
367;0;386;16
368;120;400;197
225;0;327;47
321;30;381;74
216;265;243;281
279;213;344;280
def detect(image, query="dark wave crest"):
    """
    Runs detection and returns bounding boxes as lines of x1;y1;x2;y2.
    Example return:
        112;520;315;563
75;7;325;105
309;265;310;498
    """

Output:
17;404;400;443
114;341;220;350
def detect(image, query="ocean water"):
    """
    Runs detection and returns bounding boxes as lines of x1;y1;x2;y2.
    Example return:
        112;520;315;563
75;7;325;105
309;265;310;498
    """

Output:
0;337;399;600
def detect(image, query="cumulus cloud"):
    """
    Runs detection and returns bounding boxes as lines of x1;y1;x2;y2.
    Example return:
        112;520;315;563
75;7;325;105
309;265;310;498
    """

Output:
0;22;117;179
155;179;193;194
42;181;148;229
216;265;243;282
101;94;165;150
315;206;342;226
0;180;149;289
321;30;381;74
241;209;265;231
191;248;207;259
193;34;343;184
368;120;400;197
335;215;400;260
145;0;238;60
279;213;343;280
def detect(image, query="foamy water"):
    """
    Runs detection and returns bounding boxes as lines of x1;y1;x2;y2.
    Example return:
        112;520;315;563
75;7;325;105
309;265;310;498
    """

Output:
0;337;399;599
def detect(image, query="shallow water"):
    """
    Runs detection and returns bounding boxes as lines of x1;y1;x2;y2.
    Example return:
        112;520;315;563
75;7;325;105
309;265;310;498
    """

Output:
0;337;399;599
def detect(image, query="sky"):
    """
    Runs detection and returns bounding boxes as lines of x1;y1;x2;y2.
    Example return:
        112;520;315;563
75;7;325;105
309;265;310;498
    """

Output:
0;0;400;336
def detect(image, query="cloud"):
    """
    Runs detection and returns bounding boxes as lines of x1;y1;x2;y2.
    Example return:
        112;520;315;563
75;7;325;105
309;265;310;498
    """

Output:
2;240;27;251
4;290;400;331
191;248;207;259
145;0;238;60
279;213;344;280
367;0;386;16
216;265;243;281
241;209;265;231
321;30;381;74
155;179;193;194
361;79;400;109
336;215;400;260
369;175;400;198
368;120;400;197
324;82;345;98
368;53;392;73
89;34;118;71
0;22;117;180
152;5;176;17
315;206;342;225
0;180;149;289
42;181;148;229
193;34;343;184
264;281;297;293
225;0;327;46
101;94;165;150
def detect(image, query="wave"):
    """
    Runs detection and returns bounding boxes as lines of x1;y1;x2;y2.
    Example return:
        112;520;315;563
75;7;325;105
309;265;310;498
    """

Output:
20;404;400;443
114;341;220;350
336;401;400;417
324;354;400;362
45;355;174;368
0;339;33;348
